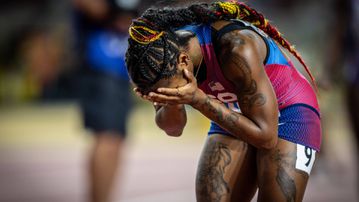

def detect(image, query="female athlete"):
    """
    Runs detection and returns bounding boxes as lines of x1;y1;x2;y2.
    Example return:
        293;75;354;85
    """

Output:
126;1;321;201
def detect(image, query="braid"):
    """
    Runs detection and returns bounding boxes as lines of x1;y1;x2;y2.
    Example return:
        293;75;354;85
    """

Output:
126;1;316;93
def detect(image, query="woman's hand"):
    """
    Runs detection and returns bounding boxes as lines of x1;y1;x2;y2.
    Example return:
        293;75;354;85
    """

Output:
133;87;167;107
149;69;206;107
133;88;149;101
134;75;188;137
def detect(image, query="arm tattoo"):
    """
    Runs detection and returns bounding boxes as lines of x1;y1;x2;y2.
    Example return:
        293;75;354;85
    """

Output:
227;54;266;109
200;95;241;133
219;31;267;110
205;96;224;123
272;149;298;202
196;141;232;201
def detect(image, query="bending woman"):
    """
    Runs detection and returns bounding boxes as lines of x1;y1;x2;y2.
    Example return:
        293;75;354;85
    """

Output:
126;1;321;201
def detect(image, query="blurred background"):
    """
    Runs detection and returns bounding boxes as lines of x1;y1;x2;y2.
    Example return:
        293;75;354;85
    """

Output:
0;0;357;202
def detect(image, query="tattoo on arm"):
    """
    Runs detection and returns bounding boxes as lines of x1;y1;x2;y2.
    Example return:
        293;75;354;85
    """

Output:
219;31;267;110
196;141;232;201
228;54;266;109
205;96;224;123
199;95;241;134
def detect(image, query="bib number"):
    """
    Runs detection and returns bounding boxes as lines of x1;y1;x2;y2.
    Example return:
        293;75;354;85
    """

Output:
295;144;316;175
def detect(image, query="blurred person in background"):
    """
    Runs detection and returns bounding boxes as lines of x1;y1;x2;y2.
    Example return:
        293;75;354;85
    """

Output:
72;0;139;201
127;1;321;201
0;0;68;103
323;0;359;198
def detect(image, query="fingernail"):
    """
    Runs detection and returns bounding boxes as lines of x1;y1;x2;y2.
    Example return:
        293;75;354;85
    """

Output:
154;102;158;106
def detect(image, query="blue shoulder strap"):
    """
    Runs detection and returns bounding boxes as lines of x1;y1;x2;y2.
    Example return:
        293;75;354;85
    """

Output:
220;20;290;66
180;22;290;66
179;24;213;45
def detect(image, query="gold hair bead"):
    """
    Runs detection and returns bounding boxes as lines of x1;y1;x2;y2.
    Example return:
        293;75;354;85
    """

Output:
129;25;164;44
217;2;239;16
264;19;269;26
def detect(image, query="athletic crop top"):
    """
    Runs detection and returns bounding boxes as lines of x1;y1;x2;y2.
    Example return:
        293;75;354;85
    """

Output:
180;20;320;136
181;20;319;112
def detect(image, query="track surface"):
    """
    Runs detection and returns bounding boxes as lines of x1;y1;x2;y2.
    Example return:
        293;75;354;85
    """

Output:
0;96;357;202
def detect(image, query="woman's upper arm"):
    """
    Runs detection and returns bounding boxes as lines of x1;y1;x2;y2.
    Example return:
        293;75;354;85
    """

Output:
219;30;278;134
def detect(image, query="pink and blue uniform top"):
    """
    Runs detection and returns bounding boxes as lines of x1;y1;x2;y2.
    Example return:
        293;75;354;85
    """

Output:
181;20;322;151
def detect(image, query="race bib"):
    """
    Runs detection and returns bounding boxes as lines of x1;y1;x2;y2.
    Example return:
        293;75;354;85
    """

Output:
295;144;316;175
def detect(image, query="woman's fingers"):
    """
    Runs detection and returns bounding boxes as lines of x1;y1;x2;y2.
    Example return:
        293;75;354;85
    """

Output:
135;69;198;105
156;69;197;94
149;92;181;103
134;88;152;101
153;102;167;107
133;87;141;95
134;87;182;105
157;87;181;96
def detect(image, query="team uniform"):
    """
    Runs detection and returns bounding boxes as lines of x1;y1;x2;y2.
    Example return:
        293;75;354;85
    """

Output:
181;20;321;172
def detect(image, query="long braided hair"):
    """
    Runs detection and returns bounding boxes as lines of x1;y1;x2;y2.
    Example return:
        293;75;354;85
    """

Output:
126;1;316;94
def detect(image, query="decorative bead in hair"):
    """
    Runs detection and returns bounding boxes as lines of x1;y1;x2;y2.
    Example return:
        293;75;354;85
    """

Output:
216;1;241;18
129;24;164;44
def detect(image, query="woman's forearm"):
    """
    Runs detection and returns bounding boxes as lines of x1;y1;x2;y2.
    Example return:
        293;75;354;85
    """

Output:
192;91;277;149
155;104;187;137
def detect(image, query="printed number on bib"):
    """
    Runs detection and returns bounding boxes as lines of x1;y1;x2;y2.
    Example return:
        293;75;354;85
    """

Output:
295;144;316;175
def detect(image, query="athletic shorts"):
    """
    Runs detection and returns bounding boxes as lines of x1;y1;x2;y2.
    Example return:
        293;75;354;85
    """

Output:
208;103;322;151
78;70;132;136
